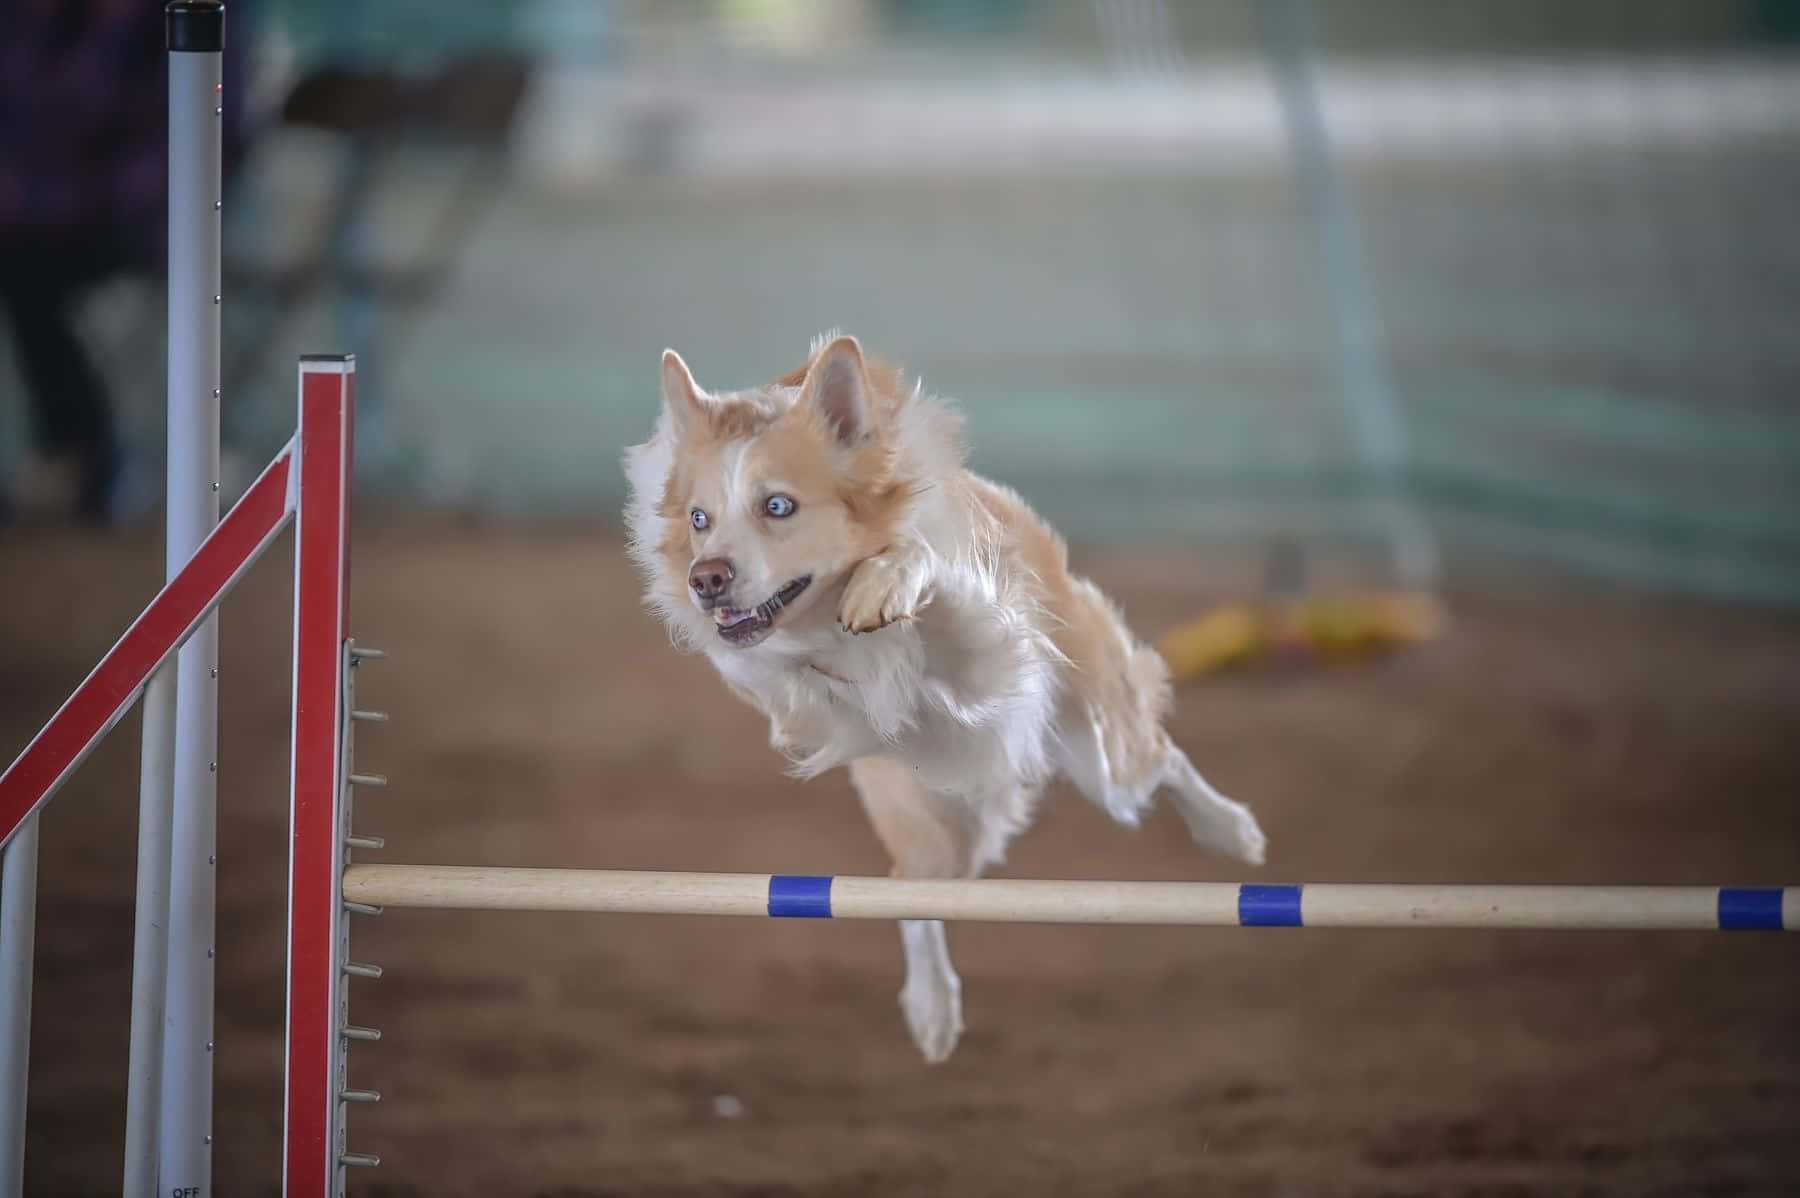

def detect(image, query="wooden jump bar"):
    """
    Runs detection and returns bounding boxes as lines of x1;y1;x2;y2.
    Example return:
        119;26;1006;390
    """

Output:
341;866;1795;931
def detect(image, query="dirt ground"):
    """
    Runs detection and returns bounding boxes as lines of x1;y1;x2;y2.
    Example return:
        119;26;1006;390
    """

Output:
4;525;1799;1197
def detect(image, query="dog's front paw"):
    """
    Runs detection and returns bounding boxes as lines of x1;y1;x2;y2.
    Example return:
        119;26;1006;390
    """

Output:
839;555;925;634
900;973;963;1064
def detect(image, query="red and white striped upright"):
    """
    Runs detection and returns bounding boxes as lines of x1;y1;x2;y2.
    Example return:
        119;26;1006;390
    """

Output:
0;407;300;1196
284;356;357;1196
0;351;355;1193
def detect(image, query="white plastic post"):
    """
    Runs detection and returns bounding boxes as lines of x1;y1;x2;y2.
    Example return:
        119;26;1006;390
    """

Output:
1258;0;1440;587
123;666;176;1198
0;817;40;1194
159;4;226;1194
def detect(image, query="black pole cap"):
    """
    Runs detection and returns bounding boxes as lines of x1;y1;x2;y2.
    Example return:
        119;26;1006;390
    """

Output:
166;1;225;52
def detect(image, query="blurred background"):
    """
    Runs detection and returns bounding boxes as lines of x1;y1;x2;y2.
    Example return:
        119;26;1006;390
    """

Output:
4;0;1799;598
4;2;1800;1195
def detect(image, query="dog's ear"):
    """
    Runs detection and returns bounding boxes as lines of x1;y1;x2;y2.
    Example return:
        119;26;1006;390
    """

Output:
800;335;871;446
660;348;710;438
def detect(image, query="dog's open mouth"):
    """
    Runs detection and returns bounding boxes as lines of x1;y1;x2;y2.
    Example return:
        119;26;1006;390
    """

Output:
713;575;812;646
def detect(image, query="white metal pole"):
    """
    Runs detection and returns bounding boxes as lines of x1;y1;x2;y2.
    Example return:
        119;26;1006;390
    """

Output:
160;5;225;1195
1258;0;1440;588
0;817;41;1194
123;665;176;1198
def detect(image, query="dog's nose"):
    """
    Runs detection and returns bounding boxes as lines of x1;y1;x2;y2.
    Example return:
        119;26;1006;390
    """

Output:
689;557;735;601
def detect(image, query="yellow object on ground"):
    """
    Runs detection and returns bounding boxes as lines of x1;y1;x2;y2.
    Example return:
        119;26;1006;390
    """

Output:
1157;591;1448;681
1155;603;1266;677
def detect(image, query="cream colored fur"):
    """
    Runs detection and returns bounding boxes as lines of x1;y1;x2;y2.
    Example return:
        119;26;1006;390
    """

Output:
624;333;1265;1063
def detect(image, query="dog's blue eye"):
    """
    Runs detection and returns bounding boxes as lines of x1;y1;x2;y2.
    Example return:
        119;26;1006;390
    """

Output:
764;494;796;518
691;508;709;531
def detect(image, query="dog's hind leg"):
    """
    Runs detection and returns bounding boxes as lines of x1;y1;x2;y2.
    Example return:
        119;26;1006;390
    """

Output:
1161;739;1266;866
1054;712;1263;863
1051;577;1267;865
849;755;982;1064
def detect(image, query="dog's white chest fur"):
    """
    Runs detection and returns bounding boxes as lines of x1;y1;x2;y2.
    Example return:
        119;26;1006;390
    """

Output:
705;573;1063;800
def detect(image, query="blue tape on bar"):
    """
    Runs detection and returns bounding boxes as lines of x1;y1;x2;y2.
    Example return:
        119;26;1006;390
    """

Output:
1238;883;1303;927
1718;887;1784;931
768;874;834;918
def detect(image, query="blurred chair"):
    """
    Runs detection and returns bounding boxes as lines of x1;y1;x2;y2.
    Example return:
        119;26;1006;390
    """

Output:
221;53;531;469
